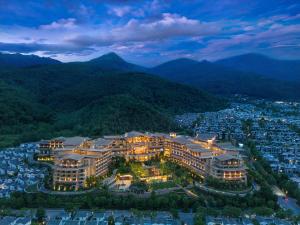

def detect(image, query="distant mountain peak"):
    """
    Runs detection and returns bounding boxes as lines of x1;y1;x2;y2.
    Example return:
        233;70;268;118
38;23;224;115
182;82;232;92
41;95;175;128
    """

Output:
87;52;146;72
169;58;199;64
89;52;125;63
152;58;199;70
199;59;211;64
226;53;273;61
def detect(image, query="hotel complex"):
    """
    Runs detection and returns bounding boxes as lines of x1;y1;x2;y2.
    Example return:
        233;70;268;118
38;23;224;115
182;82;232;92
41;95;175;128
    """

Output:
38;131;247;191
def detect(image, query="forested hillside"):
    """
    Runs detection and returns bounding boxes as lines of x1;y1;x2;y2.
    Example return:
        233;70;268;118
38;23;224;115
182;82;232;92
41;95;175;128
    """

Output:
3;51;299;148
0;57;226;147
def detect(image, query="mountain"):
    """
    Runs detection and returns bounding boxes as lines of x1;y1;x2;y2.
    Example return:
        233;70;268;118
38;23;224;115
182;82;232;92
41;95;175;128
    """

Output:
151;59;300;101
0;52;61;68
216;53;300;81
87;52;146;72
0;61;226;147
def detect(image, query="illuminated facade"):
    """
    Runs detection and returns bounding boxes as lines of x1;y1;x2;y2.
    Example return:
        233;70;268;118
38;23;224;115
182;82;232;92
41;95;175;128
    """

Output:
39;131;247;191
209;154;247;183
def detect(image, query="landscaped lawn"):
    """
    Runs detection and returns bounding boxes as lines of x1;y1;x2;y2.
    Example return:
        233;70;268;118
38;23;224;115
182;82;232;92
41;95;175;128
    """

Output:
150;181;177;190
130;162;149;178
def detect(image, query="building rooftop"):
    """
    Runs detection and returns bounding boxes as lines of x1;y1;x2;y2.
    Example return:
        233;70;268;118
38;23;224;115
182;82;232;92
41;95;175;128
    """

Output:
63;136;90;146
217;142;244;152
124;131;145;138
197;133;217;141
215;154;241;161
15;217;31;225
93;138;113;147
0;216;17;225
47;220;62;225
186;143;211;153
60;154;85;161
172;136;193;145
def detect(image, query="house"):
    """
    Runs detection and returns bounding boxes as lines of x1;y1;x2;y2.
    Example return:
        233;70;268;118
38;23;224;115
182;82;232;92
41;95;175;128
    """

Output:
14;217;32;225
256;216;274;225
242;218;254;225
206;216;223;225
92;212;105;222
0;216;17;225
63;221;81;225
47;219;62;225
58;211;71;221
73;211;92;221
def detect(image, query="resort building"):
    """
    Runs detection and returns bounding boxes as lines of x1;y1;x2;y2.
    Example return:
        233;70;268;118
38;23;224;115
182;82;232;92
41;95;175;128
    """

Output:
209;154;247;183
38;136;90;161
38;131;247;190
52;138;112;191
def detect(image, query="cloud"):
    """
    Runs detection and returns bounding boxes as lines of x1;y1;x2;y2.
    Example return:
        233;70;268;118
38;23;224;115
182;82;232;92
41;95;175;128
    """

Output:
108;6;132;17
195;22;300;60
69;13;220;46
92;0;138;3
0;42;93;54
0;0;299;64
40;18;77;30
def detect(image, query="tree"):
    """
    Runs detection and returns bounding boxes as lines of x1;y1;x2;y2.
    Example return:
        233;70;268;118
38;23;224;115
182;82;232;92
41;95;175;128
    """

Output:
170;208;179;219
36;207;46;222
223;206;242;217
252;207;274;216
276;209;293;219
108;215;115;225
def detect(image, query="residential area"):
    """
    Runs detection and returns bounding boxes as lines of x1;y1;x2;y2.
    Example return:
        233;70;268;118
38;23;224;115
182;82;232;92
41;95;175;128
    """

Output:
176;98;300;188
0;209;297;225
0;143;46;198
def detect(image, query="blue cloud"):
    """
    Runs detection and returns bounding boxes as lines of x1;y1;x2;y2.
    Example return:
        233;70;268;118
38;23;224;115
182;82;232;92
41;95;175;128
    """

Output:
0;0;299;65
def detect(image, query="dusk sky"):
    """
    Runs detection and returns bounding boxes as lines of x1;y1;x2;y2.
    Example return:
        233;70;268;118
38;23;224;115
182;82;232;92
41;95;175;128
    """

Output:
0;0;299;66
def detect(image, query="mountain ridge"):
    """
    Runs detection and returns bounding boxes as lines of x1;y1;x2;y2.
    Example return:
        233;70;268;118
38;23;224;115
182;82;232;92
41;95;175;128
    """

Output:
0;52;61;68
1;51;300;101
151;57;300;101
216;53;300;81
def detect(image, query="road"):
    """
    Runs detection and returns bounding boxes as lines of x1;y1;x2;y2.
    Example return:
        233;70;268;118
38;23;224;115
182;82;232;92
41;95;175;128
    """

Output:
272;185;300;215
277;196;300;215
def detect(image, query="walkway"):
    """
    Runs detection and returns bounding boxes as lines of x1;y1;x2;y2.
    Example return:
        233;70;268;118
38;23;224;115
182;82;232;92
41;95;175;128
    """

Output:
195;182;253;197
38;183;97;195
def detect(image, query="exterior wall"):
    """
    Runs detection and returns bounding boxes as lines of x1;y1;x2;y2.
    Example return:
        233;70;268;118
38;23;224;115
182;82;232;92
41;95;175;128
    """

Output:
169;141;210;177
52;149;112;191
210;158;247;183
53;158;86;191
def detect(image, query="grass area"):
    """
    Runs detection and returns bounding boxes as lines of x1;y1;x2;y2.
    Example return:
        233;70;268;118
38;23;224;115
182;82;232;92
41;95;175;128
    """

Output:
161;161;196;186
130;163;149;178
150;181;177;190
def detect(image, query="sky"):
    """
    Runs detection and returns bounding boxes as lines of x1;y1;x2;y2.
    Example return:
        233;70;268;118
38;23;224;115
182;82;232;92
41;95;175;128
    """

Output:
0;0;299;66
